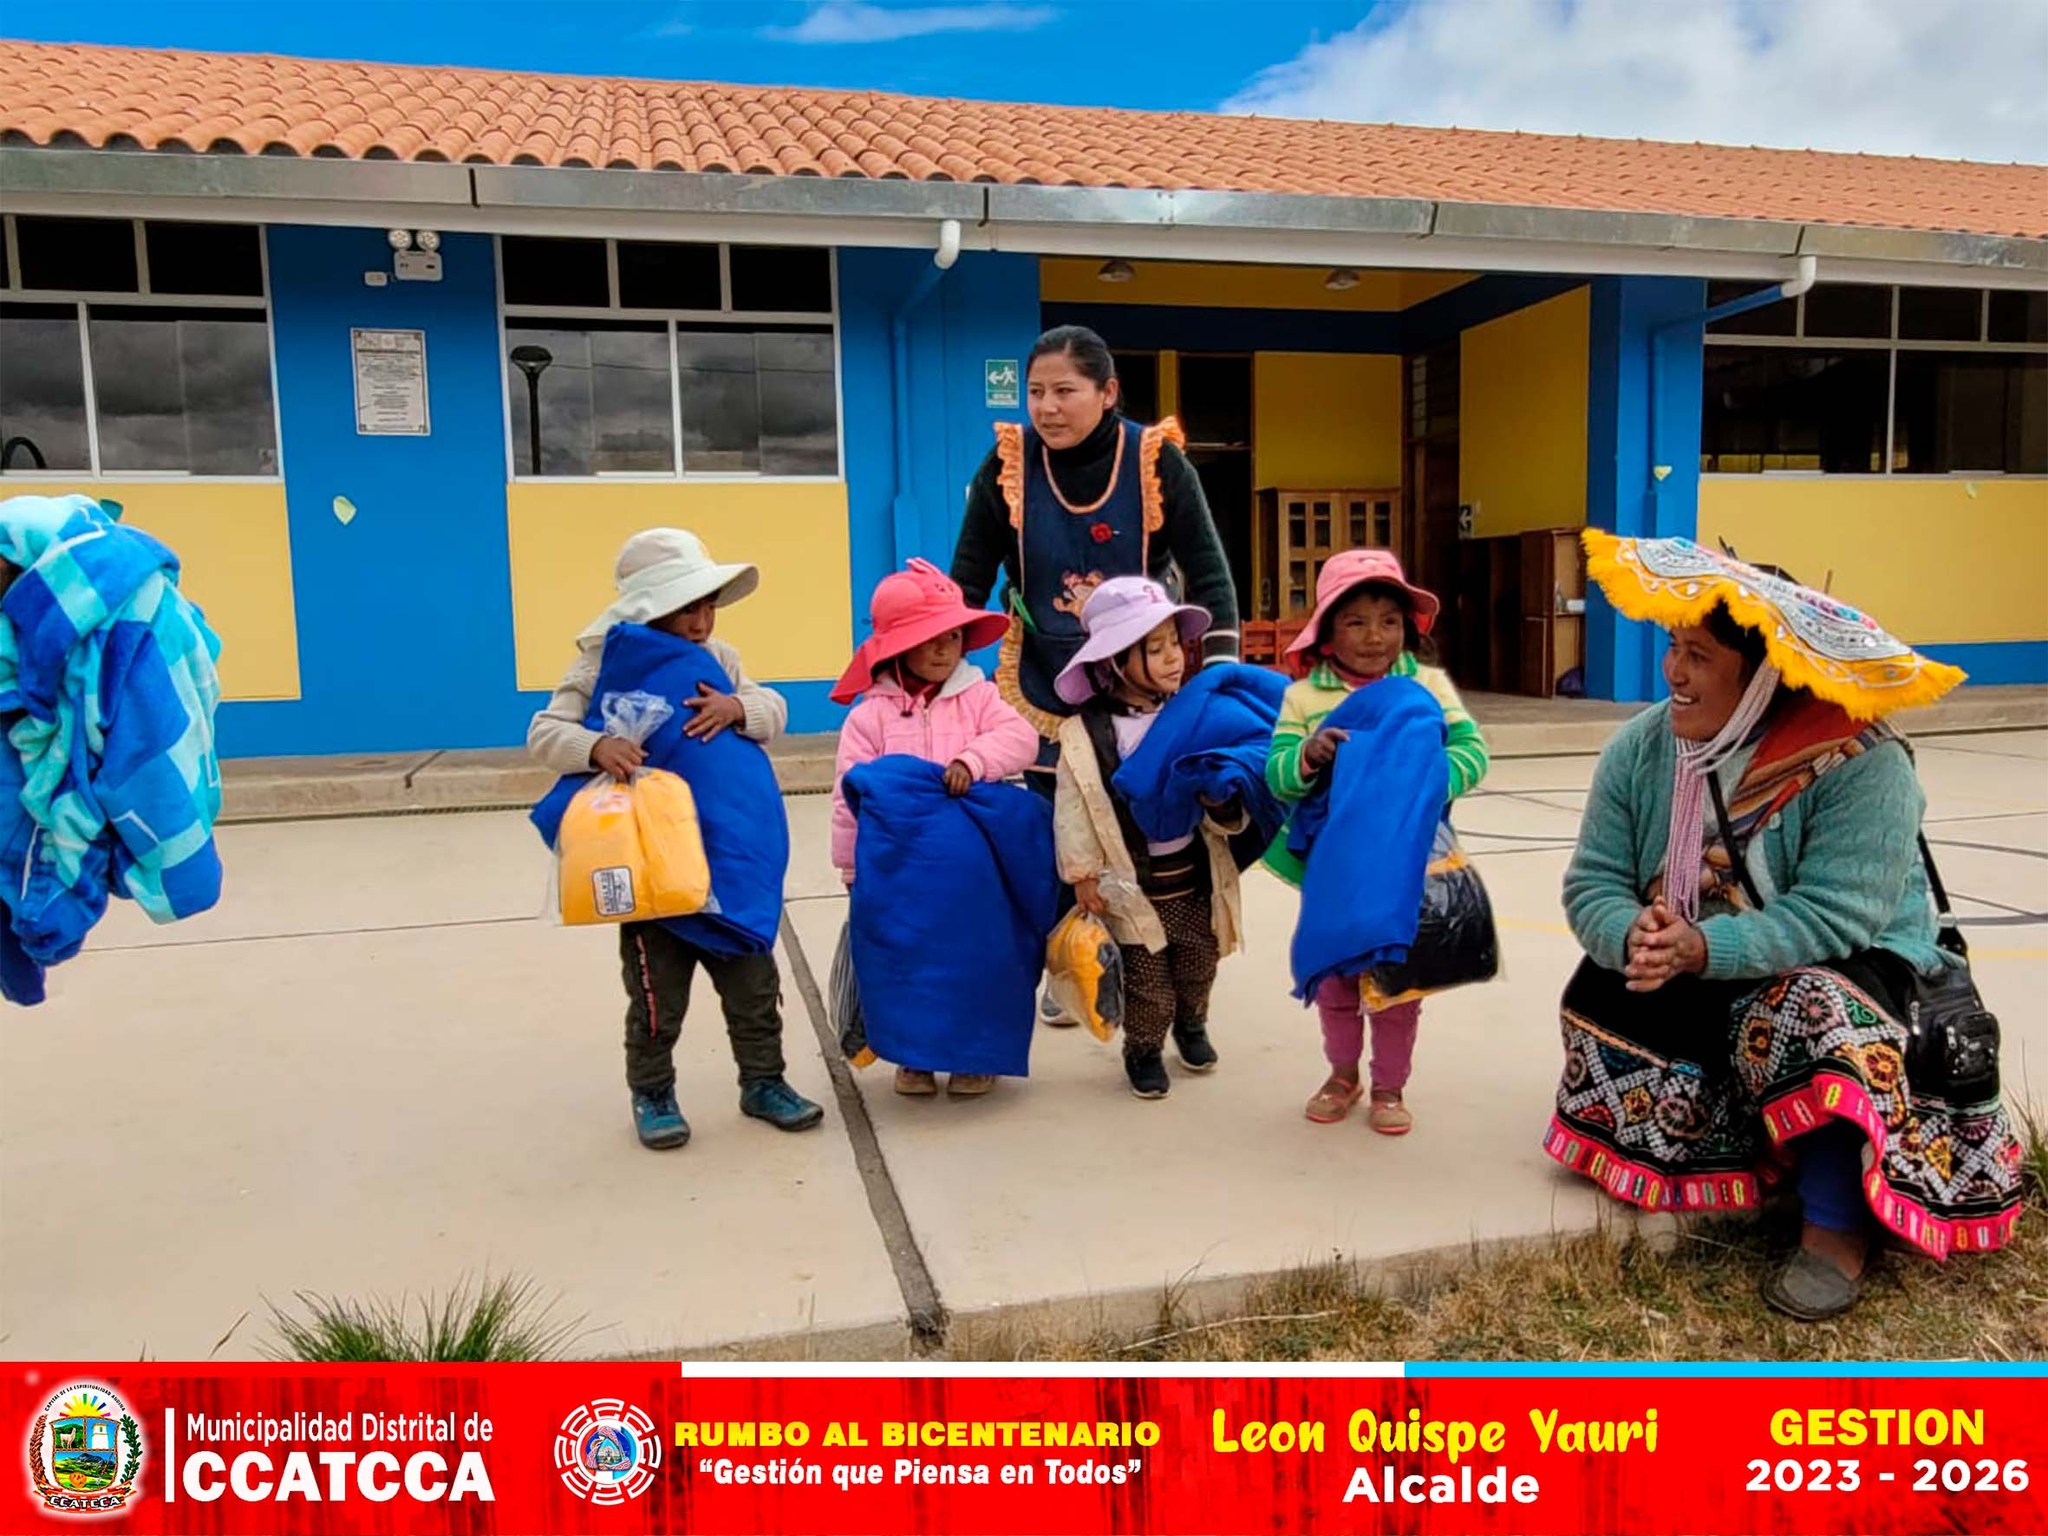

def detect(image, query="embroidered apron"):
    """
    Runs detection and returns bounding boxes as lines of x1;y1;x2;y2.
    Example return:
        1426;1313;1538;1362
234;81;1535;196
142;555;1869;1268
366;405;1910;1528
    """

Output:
993;417;1159;739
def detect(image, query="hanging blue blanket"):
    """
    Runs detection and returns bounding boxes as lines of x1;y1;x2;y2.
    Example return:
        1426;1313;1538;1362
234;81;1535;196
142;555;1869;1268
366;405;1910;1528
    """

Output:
531;624;787;957
0;495;224;1005
843;755;1058;1076
1111;663;1290;847
1287;676;1447;1000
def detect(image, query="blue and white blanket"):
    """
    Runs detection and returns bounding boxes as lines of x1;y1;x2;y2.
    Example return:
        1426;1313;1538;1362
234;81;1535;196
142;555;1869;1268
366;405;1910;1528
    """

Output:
0;495;224;1005
532;624;788;957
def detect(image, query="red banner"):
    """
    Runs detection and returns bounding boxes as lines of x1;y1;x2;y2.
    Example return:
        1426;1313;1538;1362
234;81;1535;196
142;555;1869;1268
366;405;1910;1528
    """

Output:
8;1364;2043;1534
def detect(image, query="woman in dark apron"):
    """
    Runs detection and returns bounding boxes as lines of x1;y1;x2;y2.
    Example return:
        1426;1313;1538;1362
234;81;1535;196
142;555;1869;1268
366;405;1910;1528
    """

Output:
949;326;1240;782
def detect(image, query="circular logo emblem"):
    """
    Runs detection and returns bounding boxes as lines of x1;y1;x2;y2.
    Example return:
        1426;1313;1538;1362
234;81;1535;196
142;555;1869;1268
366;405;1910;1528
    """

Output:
555;1400;659;1504
27;1383;144;1515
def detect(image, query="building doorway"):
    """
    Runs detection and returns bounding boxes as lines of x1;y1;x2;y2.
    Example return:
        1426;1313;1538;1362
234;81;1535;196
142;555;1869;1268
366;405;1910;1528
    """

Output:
1403;343;1466;678
1177;353;1255;620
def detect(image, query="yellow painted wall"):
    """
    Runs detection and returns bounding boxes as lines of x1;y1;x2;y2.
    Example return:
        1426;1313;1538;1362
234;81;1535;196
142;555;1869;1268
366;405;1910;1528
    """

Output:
1252;354;1403;490
506;481;854;692
9;482;299;701
1698;478;2048;645
1459;287;1591;538
1041;258;1470;311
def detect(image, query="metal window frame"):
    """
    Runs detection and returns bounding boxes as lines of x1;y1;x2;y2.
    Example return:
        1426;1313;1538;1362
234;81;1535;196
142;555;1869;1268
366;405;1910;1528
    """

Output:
494;232;843;484
0;215;281;482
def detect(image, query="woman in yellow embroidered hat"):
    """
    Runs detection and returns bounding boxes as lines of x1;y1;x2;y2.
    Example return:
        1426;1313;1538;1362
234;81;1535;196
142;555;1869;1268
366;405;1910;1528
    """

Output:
949;326;1241;769
1545;533;2023;1321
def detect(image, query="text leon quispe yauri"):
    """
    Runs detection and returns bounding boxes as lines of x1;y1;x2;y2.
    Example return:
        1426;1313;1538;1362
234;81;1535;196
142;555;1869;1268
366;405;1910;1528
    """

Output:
1213;1405;1663;1507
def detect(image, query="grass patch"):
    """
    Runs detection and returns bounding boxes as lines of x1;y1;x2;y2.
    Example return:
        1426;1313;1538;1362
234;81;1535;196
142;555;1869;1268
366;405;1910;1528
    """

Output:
983;1104;2048;1365
264;1273;582;1362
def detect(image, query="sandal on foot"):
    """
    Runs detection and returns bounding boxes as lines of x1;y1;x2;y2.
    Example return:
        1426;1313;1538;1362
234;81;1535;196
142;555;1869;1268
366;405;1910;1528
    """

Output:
1305;1078;1364;1124
1762;1249;1864;1321
1367;1092;1413;1136
894;1067;938;1097
947;1073;995;1098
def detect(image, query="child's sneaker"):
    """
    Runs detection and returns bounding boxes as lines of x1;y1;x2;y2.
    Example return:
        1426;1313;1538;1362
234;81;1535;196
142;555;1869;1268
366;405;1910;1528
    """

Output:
895;1067;938;1096
631;1088;691;1150
947;1073;995;1098
1124;1049;1170;1100
1171;1018;1219;1073
740;1076;825;1131
1367;1091;1413;1136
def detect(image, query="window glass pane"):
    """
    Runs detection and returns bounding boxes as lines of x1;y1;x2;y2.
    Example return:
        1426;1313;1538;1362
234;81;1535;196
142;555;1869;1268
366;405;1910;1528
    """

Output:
0;302;91;471
145;221;264;298
1705;279;1795;336
1801;283;1890;339
1988;289;2047;344
1893;352;2047;474
676;330;761;472
727;246;831;314
88;306;277;474
504;321;673;476
1700;346;1888;473
1111;351;1159;423
758;330;838;476
500;237;610;308
616;241;721;310
17;216;138;294
1898;287;1982;342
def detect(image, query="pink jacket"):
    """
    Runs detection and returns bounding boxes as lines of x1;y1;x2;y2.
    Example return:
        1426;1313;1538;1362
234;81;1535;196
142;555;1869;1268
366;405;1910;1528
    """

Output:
830;662;1041;876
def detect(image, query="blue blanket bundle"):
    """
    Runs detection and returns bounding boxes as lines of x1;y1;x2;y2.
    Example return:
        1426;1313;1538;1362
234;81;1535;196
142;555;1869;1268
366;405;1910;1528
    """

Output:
1286;676;1448;1000
1111;663;1290;848
0;494;224;1005
532;625;788;957
843;755;1059;1077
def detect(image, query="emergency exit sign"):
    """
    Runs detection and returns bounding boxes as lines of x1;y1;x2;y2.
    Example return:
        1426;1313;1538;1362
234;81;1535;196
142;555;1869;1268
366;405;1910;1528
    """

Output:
985;359;1020;408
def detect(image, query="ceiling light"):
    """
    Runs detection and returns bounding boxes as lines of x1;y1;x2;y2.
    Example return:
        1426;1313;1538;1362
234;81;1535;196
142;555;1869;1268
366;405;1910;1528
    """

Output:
1097;259;1136;284
1325;268;1360;291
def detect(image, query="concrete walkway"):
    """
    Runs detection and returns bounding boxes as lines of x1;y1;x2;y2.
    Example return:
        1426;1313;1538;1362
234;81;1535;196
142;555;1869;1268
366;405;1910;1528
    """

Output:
4;733;2043;1361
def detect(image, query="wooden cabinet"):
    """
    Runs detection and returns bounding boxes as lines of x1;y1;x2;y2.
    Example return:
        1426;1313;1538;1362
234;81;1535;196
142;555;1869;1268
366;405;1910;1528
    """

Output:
1450;527;1586;697
1253;487;1400;621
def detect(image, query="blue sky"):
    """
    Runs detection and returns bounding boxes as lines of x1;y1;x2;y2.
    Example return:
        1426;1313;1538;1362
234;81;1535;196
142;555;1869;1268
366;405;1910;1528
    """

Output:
3;0;2041;161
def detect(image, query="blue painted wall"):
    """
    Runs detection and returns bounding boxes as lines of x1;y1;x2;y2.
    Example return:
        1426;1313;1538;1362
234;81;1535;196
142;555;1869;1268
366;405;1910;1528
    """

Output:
217;226;529;757
1583;275;1708;704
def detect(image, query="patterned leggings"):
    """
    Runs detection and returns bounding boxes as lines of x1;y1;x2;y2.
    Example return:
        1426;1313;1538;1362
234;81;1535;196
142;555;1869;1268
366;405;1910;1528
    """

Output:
1118;892;1220;1057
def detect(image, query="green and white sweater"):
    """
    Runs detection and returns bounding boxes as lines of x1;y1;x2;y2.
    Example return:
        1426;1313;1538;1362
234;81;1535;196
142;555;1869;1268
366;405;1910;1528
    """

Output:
1262;653;1490;886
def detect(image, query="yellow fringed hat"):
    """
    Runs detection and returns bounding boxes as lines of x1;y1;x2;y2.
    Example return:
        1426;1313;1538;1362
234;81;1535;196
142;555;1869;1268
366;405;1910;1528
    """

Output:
1582;529;1966;721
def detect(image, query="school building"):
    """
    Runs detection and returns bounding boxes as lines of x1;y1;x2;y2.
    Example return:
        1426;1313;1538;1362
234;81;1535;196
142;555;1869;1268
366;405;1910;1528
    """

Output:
1;41;2042;757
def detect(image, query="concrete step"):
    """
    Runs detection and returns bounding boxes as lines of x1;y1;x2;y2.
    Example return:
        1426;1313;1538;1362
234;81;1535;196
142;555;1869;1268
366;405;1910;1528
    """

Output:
217;684;2048;824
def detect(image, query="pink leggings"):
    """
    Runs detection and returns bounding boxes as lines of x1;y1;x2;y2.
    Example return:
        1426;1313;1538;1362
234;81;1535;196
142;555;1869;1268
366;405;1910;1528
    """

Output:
1314;976;1420;1094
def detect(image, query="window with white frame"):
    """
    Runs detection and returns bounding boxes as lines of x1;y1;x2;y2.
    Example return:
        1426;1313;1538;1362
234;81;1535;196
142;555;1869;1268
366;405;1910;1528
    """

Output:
1701;282;2047;475
498;236;839;479
0;215;279;477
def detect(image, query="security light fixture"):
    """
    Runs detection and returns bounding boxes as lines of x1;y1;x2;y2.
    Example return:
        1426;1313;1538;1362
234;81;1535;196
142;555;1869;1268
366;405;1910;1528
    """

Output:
386;228;413;251
414;230;441;253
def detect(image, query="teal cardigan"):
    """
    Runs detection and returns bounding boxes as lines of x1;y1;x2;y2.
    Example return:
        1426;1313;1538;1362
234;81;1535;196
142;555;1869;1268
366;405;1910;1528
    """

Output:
1563;702;1948;983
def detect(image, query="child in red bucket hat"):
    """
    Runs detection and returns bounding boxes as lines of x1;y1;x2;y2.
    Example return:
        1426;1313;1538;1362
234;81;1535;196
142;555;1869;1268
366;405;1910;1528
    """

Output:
831;559;1040;1097
1267;549;1490;1135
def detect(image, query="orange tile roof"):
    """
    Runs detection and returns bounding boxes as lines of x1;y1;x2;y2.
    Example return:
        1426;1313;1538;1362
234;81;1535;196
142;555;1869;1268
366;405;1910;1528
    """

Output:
3;40;2044;239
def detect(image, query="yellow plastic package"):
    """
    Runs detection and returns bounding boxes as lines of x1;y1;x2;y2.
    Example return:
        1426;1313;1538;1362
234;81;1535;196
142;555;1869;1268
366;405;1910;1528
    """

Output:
555;689;711;925
1044;908;1124;1042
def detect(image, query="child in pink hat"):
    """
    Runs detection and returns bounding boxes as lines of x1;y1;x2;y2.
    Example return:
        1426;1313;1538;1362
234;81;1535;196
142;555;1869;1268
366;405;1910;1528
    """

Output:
1266;549;1490;1135
1051;577;1251;1101
831;559;1040;1097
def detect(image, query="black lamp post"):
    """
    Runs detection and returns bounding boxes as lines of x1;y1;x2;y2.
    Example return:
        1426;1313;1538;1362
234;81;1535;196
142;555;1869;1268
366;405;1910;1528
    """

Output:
509;345;554;475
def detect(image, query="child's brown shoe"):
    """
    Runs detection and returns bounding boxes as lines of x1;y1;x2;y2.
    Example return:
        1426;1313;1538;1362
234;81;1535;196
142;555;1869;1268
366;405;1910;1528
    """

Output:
947;1073;995;1098
1304;1076;1364;1124
1367;1091;1412;1136
894;1067;938;1096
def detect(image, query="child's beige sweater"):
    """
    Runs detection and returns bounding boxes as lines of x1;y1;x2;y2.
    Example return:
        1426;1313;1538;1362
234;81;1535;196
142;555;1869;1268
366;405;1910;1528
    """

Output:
527;637;786;776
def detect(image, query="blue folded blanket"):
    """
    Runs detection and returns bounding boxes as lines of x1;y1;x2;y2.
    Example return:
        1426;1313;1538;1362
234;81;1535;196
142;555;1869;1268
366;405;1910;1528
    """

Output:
1287;676;1447;1000
1112;663;1290;847
844;755;1059;1076
531;624;788;957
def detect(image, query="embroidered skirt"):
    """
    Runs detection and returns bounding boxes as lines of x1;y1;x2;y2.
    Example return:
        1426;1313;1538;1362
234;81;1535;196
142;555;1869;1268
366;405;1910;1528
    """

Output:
1544;956;2025;1258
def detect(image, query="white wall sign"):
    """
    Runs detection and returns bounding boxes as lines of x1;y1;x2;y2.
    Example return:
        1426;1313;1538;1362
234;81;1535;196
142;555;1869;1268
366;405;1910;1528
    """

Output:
352;328;430;436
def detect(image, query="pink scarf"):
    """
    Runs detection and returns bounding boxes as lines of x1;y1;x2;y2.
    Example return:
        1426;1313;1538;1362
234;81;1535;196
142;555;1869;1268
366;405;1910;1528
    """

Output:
1663;663;1781;921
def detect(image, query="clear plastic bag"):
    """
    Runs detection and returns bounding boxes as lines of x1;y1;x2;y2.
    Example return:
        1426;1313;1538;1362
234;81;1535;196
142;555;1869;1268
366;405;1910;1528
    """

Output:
556;690;711;925
831;922;874;1067
1044;908;1125;1043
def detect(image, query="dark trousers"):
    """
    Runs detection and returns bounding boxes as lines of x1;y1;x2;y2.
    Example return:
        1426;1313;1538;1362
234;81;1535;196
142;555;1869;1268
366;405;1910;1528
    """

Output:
1118;892;1220;1057
619;922;785;1094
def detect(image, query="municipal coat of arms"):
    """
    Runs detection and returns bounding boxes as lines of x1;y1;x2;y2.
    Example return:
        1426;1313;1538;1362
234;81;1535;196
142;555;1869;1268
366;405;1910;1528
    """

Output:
27;1384;143;1513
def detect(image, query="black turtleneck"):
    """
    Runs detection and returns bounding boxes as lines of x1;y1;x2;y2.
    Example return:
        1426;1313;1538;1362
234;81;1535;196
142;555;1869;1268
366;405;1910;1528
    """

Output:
950;413;1240;665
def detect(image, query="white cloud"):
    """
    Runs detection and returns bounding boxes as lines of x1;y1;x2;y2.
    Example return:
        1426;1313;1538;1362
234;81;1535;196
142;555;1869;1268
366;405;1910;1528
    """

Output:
766;1;1056;44
1224;0;2048;164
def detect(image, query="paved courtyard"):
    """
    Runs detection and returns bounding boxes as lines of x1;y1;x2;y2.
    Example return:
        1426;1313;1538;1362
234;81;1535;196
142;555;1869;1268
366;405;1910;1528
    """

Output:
4;732;2043;1360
